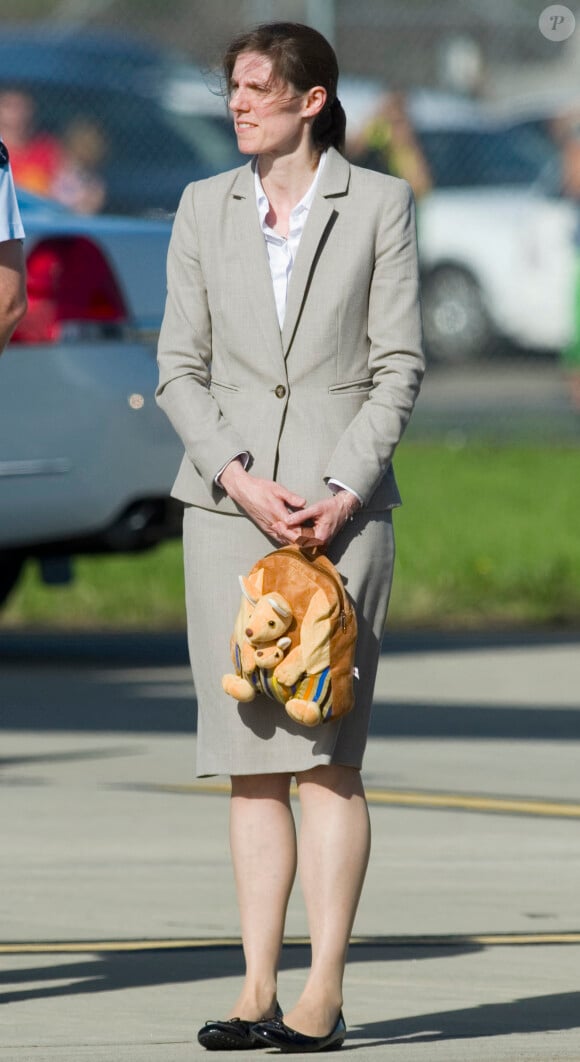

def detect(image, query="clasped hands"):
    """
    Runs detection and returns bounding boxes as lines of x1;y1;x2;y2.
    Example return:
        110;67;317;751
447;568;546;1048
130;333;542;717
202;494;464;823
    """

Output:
219;459;360;548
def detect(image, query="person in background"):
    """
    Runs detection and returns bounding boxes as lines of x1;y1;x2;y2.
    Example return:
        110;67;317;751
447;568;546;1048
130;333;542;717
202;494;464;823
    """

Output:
349;89;432;200
0;136;27;353
0;89;63;198
52;118;108;215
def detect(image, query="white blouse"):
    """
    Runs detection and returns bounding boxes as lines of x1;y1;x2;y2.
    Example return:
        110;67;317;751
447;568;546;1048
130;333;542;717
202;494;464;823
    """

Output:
254;152;326;328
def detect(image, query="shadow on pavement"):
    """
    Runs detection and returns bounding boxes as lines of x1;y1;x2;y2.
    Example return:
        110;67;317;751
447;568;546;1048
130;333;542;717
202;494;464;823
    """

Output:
2;693;580;741
353;990;580;1045
1;628;579;665
0;746;142;768
1;629;578;738
2;945;580;1046
370;701;580;741
0;943;481;1006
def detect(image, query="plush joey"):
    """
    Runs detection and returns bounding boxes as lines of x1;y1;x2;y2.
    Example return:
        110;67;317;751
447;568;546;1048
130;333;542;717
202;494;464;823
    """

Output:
222;568;294;702
253;639;292;670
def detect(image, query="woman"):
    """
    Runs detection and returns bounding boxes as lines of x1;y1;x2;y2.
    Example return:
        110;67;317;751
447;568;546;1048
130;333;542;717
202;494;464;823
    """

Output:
156;21;424;1053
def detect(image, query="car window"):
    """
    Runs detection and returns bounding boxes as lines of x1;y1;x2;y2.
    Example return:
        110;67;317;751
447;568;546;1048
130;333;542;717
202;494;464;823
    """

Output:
1;78;242;213
164;111;240;171
417;125;557;188
14;83;238;169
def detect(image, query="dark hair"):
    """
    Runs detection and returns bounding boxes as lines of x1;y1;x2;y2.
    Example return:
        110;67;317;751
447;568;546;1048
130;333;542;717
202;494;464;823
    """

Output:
223;21;346;154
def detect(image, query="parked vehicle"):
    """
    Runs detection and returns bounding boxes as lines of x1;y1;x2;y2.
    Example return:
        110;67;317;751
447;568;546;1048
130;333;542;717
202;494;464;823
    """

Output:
417;175;577;362
0;27;241;216
0;189;182;606
409;95;575;362
346;87;575;362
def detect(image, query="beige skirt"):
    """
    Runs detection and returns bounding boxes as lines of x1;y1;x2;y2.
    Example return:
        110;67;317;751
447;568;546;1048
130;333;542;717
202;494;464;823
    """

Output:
183;506;395;777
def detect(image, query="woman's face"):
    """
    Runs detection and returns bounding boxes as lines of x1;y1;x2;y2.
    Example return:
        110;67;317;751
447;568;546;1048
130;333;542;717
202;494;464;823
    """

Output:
229;51;312;157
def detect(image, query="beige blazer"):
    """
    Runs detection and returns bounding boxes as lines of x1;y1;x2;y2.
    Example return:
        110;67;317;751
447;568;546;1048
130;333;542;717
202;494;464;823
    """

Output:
156;147;425;514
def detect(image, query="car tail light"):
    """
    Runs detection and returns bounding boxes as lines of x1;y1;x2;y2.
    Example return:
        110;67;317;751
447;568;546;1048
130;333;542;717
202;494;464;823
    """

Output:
12;235;129;344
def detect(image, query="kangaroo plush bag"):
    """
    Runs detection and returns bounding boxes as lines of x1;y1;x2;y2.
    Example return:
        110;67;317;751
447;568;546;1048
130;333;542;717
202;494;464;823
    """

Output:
222;545;358;727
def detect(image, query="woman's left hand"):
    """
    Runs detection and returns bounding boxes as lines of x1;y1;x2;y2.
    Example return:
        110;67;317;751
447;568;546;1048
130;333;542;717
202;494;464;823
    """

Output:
274;491;360;548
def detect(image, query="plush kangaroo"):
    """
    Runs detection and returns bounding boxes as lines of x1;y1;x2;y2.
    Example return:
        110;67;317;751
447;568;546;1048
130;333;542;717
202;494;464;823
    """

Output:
222;565;336;727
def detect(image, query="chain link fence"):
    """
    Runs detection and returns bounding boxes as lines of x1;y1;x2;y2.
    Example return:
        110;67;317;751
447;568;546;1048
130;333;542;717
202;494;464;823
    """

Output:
1;0;580;424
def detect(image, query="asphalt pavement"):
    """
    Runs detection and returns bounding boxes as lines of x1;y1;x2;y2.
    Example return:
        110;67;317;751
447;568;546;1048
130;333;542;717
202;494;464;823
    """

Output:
1;629;580;1061
408;358;580;443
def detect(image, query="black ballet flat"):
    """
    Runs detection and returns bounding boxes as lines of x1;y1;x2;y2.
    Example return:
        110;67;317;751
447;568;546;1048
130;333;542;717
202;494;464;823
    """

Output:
250;1010;346;1053
198;1003;283;1051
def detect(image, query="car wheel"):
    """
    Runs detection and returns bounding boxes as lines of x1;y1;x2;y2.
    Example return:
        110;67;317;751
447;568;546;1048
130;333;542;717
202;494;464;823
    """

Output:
422;266;495;363
0;551;25;607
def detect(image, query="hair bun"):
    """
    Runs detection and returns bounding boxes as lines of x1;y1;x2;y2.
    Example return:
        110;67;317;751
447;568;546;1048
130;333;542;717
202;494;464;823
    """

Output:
319;96;346;153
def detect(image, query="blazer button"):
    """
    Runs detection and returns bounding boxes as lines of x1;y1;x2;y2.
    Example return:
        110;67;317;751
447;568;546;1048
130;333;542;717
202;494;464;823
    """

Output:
275;384;287;399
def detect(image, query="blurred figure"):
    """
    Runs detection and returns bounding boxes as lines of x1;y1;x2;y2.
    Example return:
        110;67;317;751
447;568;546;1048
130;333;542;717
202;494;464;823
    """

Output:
558;113;580;411
0;89;63;197
349;90;432;200
437;34;486;100
0;135;27;353
52;119;108;214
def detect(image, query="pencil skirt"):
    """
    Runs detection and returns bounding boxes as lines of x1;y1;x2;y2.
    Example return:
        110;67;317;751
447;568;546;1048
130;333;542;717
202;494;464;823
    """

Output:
182;505;395;777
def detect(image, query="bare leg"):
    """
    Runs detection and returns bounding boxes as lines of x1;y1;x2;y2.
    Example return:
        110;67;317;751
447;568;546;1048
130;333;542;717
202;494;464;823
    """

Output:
283;764;371;1036
227;772;296;1020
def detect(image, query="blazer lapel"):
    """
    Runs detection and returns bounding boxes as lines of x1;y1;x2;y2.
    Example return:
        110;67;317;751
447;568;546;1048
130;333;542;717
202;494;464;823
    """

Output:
231;163;285;369
281;148;351;355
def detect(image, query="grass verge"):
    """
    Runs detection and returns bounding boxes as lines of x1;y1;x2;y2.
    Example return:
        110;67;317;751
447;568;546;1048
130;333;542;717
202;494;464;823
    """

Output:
2;443;579;631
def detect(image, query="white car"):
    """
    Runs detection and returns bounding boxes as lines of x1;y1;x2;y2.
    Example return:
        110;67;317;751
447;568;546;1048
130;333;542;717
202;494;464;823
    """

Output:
418;181;577;362
411;100;579;361
0;190;181;605
406;97;576;361
347;88;578;362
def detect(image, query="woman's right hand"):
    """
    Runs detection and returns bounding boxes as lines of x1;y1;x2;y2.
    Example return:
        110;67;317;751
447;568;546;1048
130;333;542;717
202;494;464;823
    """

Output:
219;459;306;543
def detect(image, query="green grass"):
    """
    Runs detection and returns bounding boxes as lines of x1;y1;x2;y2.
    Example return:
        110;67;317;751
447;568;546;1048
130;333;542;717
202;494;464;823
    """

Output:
1;541;188;631
2;443;579;631
390;442;580;628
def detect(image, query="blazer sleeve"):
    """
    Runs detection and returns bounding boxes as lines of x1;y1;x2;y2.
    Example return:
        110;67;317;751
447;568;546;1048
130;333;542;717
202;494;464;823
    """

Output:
324;180;425;504
155;183;250;492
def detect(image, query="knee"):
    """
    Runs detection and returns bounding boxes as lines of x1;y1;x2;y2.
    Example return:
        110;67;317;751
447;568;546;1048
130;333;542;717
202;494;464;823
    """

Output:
295;764;364;798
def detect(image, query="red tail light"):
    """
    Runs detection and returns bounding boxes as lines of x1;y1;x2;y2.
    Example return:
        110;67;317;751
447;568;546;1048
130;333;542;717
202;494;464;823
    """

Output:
12;235;128;344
